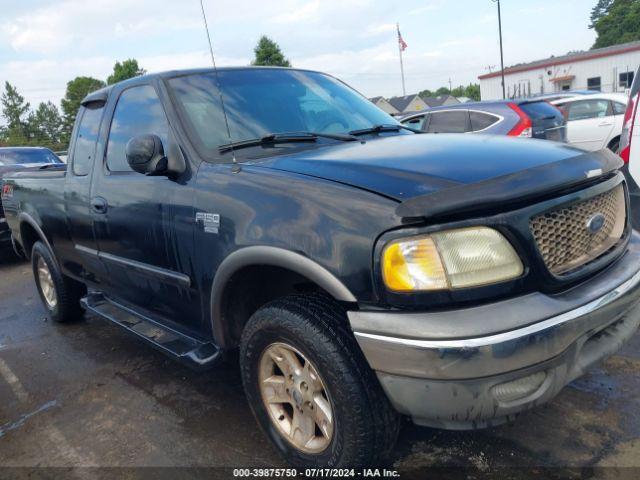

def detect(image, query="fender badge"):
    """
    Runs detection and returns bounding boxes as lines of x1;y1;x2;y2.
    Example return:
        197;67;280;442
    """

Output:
196;212;220;234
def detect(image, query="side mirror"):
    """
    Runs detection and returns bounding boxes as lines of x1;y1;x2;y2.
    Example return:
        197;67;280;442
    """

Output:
125;134;168;176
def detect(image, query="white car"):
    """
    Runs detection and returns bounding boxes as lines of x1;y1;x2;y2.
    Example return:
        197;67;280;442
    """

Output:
618;68;640;229
552;93;628;152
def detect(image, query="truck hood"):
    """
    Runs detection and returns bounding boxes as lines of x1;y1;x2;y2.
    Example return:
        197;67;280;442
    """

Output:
255;134;622;217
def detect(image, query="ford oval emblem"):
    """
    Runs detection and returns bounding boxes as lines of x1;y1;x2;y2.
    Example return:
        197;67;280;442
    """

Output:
586;213;606;234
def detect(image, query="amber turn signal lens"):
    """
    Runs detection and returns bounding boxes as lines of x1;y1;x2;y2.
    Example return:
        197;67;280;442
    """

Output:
382;236;448;292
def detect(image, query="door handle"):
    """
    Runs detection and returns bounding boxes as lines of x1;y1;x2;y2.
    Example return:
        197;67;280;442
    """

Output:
91;196;108;214
599;121;613;126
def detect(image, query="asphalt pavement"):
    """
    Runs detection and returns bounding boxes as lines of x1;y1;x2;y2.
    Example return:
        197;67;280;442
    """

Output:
1;256;639;479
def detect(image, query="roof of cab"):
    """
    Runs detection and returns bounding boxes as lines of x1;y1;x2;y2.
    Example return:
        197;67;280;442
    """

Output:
79;66;325;106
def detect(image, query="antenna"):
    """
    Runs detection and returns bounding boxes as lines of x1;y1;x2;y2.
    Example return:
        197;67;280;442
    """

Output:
199;0;236;163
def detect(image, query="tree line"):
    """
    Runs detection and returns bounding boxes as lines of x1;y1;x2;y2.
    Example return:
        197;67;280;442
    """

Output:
0;59;144;152
418;84;481;101
5;4;637;155
591;0;640;49
0;37;290;153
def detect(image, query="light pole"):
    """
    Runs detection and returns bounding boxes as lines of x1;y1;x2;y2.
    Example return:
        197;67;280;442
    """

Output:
492;0;506;99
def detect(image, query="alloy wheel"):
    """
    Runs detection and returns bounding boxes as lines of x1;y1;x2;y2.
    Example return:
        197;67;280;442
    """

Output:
258;342;334;453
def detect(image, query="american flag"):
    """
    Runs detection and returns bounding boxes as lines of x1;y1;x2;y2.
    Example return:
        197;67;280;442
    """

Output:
397;25;407;51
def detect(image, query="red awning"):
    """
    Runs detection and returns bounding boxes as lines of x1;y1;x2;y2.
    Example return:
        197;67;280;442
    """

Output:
550;75;575;83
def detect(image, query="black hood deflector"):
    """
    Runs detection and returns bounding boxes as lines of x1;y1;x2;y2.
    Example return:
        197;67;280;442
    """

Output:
396;149;623;219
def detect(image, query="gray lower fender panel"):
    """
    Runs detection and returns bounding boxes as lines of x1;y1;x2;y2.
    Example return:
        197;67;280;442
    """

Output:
377;303;640;429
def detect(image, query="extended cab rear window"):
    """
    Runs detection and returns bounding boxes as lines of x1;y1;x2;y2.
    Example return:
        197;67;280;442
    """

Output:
519;101;563;124
72;105;104;176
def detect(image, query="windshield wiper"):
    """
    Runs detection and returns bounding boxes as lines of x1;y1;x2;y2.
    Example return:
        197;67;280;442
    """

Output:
219;131;358;153
349;124;422;136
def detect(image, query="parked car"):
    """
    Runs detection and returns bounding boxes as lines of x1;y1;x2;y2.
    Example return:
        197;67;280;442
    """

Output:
530;90;598;103
0;147;62;259
400;99;567;142
551;93;628;152
618;66;640;229
3;68;640;467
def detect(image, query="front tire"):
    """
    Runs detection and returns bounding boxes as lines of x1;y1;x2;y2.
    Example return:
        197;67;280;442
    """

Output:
240;294;399;467
31;241;85;323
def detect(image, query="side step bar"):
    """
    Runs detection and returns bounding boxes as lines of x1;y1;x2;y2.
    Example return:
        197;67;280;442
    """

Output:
81;292;221;370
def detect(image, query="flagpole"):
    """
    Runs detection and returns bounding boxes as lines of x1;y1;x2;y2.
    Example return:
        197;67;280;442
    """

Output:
397;23;406;96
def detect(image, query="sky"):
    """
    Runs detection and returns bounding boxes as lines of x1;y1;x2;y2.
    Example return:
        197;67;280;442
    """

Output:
0;0;597;111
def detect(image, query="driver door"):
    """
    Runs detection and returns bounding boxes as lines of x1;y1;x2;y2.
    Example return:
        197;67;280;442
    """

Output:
91;83;201;334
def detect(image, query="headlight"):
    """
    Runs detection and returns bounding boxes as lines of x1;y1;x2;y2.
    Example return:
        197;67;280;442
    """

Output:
382;227;523;292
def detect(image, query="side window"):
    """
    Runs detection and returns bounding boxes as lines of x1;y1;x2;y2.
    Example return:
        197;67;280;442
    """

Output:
620;71;635;89
613;101;627;115
554;102;568;116
426;111;469;133
402;115;426;131
566;100;611;121
71;105;104;176
587;77;601;91
469;111;499;132
106;85;169;172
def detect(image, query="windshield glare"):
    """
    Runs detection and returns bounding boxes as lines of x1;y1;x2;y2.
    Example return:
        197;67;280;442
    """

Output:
168;69;398;153
0;149;61;166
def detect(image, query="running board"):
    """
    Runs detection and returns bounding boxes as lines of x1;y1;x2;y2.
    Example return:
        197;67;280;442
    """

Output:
81;292;221;370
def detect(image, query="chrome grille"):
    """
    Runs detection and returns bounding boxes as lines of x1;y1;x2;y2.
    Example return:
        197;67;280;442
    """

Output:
530;184;626;275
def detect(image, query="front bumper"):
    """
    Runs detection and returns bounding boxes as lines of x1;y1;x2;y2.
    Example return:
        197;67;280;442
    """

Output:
349;232;640;429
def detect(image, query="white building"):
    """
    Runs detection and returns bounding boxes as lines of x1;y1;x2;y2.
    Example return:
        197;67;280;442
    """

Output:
479;41;640;100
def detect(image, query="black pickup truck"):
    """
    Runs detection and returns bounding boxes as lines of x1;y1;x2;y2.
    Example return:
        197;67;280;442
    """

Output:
3;67;640;467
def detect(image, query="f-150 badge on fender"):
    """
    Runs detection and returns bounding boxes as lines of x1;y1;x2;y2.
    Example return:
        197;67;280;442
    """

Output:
196;212;220;234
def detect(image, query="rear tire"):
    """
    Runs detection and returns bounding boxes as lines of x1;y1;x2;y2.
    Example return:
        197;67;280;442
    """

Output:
240;294;400;468
31;241;85;323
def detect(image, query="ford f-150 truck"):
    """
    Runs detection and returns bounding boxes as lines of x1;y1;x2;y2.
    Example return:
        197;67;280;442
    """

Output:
2;67;640;467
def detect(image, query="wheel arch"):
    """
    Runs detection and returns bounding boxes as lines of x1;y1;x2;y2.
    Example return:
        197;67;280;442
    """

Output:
210;246;357;349
18;212;53;260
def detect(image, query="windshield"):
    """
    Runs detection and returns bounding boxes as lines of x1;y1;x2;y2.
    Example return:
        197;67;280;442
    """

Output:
168;69;399;155
0;148;61;166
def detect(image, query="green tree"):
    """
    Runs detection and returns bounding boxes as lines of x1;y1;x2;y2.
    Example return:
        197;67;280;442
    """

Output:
435;86;451;96
0;82;30;145
590;0;614;27
591;0;640;48
418;89;434;98
27;101;63;149
451;85;466;97
252;36;291;67
1;82;30;131
107;58;146;85
464;83;481;101
60;76;105;144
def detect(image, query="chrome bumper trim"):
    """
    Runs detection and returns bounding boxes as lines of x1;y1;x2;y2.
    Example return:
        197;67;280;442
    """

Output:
355;269;640;351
